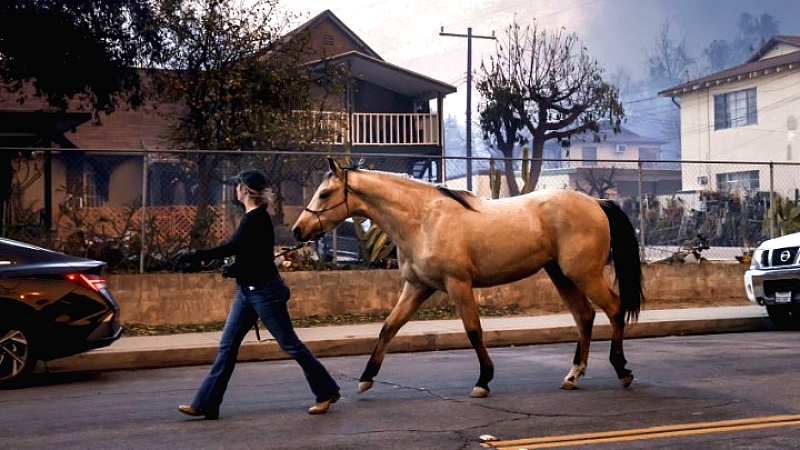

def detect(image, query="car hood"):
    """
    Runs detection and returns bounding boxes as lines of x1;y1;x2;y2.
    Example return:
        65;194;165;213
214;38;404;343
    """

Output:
757;232;800;250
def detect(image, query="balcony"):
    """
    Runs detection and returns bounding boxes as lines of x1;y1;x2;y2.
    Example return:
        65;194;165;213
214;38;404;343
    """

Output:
301;111;441;146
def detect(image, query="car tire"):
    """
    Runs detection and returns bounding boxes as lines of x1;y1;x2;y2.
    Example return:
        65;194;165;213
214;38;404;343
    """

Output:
766;305;800;330
0;318;37;388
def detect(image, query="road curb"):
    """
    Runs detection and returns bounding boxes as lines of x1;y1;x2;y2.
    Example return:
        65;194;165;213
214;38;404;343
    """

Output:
43;315;775;374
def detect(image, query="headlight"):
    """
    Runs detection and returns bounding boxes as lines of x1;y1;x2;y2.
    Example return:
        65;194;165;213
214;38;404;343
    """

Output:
750;249;764;269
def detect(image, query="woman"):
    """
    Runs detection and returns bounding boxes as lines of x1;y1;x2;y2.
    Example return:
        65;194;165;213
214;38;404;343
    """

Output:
178;168;340;419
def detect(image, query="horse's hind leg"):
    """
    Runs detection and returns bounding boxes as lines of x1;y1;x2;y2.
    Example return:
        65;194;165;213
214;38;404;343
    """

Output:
583;278;634;388
446;278;494;398
545;262;595;390
358;281;433;393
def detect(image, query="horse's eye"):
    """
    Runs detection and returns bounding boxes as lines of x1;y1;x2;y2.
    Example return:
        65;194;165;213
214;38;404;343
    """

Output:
319;191;330;200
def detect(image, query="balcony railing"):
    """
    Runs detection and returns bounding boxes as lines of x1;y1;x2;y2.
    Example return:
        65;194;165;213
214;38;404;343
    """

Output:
298;111;440;146
352;113;439;146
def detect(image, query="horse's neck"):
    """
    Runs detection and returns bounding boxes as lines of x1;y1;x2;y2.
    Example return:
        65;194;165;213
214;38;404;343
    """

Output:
350;172;430;240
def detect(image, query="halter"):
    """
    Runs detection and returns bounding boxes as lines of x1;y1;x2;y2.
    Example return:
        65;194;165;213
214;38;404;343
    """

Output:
303;168;351;238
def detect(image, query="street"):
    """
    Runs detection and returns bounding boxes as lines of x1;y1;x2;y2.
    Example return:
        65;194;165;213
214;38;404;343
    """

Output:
2;331;800;449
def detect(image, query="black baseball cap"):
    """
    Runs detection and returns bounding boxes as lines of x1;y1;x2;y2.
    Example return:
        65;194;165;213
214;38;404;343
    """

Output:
229;169;267;191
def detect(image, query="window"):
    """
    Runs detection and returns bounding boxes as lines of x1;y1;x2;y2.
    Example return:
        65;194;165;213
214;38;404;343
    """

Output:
81;169;105;207
65;159;108;208
582;146;597;167
717;170;760;191
639;147;659;169
542;145;569;169
714;88;757;130
614;144;627;154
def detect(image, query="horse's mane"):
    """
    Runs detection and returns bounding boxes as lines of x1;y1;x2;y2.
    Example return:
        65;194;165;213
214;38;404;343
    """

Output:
436;186;478;211
354;168;478;211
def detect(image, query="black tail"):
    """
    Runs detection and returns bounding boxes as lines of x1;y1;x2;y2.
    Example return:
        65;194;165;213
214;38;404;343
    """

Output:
598;200;643;323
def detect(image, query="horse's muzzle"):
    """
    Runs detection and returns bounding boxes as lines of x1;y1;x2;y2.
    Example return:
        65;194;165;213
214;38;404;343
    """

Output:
292;226;304;242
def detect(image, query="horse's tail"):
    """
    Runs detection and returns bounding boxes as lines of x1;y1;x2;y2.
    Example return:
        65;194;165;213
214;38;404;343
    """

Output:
598;199;644;323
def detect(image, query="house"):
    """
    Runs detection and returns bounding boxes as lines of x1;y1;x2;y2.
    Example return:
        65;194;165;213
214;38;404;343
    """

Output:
467;123;679;199
537;123;679;198
659;35;800;198
3;10;456;235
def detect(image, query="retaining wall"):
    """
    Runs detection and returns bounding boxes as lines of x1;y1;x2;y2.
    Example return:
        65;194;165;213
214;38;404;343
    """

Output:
107;263;750;325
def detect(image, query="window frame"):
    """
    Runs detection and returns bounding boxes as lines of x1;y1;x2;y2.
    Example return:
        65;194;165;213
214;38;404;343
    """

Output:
582;146;597;167
716;170;760;191
714;88;757;130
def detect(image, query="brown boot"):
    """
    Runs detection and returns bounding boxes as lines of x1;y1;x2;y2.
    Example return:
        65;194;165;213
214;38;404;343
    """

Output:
307;392;340;414
178;404;219;420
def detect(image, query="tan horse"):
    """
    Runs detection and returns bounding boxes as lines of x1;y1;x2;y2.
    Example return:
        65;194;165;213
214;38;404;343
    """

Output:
292;158;643;398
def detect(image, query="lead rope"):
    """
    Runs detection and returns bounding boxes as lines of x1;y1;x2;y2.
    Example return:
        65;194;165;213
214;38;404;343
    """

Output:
253;170;351;343
251;242;313;342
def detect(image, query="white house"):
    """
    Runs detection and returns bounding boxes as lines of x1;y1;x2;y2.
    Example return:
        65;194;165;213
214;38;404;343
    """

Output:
659;36;800;198
537;123;679;198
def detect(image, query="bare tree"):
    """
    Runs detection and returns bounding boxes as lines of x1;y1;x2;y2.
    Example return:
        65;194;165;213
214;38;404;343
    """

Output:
646;20;697;87
477;19;624;193
572;167;618;199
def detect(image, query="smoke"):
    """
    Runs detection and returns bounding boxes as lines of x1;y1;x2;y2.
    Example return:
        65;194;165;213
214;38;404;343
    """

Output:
288;0;800;156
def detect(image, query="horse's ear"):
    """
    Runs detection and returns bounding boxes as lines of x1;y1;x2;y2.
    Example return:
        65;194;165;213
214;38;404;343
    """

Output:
327;157;344;179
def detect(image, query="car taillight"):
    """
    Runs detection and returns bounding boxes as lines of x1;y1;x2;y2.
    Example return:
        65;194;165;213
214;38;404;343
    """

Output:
64;273;107;293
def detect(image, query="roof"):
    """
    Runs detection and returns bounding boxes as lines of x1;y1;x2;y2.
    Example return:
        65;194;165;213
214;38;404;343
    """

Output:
659;35;800;97
747;35;800;62
307;51;457;99
546;122;667;148
283;9;382;61
0;110;91;148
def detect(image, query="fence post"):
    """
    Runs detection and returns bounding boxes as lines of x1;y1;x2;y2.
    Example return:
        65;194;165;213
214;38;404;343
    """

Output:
769;161;776;239
44;149;53;245
638;160;646;258
140;150;149;274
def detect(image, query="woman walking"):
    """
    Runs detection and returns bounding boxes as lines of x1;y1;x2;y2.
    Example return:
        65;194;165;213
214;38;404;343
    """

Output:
177;168;340;419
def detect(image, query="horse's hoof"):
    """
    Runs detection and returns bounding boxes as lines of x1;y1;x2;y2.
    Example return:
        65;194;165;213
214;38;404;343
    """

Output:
560;379;579;390
470;386;490;398
358;381;373;393
620;373;634;388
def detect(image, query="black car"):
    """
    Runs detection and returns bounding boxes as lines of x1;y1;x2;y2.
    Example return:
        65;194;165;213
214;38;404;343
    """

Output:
0;237;122;387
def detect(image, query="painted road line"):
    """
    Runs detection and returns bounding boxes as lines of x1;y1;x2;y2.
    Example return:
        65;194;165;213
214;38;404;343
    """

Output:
481;414;800;449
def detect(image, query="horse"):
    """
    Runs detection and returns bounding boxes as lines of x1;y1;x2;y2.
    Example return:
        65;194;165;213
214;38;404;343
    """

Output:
292;158;643;398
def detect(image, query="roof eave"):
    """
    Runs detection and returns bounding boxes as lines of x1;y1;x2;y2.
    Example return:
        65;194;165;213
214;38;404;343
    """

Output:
658;60;800;97
308;52;457;99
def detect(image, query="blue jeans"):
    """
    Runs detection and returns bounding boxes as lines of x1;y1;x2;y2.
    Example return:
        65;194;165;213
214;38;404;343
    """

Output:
191;276;339;413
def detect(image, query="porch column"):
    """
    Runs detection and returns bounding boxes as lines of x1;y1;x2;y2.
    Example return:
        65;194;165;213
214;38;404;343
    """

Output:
438;93;445;183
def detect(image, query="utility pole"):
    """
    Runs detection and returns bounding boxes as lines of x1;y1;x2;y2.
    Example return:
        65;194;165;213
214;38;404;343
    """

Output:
440;27;495;192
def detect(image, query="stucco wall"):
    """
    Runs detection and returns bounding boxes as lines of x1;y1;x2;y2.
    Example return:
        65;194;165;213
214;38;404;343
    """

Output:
678;68;800;195
107;263;749;326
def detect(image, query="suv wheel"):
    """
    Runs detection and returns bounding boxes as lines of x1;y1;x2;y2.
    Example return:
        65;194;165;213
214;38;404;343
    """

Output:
0;320;37;387
766;305;800;330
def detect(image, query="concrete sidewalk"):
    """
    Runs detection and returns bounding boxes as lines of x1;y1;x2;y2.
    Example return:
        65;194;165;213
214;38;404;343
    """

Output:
45;305;774;374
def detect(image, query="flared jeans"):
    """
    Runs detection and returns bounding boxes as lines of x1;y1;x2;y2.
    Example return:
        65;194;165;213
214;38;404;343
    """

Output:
191;276;339;413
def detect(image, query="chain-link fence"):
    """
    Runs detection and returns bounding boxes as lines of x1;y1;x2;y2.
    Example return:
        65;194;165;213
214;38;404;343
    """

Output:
3;148;799;272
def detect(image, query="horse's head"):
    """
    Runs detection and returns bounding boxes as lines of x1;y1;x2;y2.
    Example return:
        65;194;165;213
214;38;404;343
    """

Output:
292;157;352;242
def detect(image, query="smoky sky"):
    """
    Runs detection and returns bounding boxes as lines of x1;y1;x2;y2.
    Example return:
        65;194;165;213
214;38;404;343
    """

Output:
579;0;800;78
290;0;800;148
294;0;800;82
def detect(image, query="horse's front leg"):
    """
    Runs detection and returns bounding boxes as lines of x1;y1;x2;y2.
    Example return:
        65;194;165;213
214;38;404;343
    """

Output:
358;281;433;393
446;278;494;398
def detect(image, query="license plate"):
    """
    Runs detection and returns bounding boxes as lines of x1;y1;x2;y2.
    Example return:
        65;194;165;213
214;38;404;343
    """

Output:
775;291;793;304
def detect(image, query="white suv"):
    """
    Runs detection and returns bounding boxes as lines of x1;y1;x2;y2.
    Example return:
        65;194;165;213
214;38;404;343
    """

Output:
744;232;800;329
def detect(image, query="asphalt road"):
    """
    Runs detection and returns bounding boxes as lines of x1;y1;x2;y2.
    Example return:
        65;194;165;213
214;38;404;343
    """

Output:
2;331;800;450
